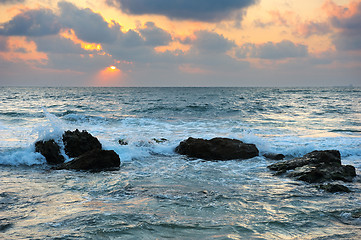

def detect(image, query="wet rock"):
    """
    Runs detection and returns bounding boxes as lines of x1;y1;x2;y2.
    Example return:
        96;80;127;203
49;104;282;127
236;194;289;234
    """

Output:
62;129;102;158
319;184;351;193
175;137;259;160
152;138;168;143
55;149;120;171
118;139;128;145
263;153;285;160
35;140;64;165
268;150;356;183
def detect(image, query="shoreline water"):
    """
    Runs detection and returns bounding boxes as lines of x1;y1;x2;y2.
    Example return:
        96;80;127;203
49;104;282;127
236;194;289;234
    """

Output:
1;87;360;239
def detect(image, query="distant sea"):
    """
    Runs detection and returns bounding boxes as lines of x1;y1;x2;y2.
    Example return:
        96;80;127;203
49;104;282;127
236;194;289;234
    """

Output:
1;87;360;239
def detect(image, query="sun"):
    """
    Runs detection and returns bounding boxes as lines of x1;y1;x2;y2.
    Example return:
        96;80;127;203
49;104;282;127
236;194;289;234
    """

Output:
110;65;117;70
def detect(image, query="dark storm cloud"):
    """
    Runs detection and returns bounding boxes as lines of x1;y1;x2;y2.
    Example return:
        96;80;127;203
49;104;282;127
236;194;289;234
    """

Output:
0;9;60;36
331;2;361;51
237;40;308;59
58;1;118;43
0;0;24;4
138;22;172;46
107;0;258;22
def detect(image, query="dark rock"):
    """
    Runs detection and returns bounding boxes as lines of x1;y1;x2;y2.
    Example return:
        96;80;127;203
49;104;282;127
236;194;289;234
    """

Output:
152;138;168;143
55;149;120;171
35;140;64;165
175;137;259;160
118;139;128;145
319;183;351;193
263;153;285;160
62;129;102;158
268;150;356;183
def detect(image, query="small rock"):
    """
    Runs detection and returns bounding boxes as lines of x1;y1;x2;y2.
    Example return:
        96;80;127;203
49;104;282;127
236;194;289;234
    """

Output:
35;140;64;165
118;139;128;145
263;153;285;160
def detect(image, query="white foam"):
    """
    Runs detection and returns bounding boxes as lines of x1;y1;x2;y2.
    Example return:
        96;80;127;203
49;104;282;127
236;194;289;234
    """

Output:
0;147;46;166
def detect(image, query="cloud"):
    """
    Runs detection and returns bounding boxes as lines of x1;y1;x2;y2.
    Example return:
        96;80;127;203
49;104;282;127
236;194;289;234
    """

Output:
0;0;24;4
237;40;308;59
0;36;8;51
58;1;118;43
191;30;236;54
329;1;361;50
32;35;87;54
0;9;60;36
107;0;258;22
138;22;172;46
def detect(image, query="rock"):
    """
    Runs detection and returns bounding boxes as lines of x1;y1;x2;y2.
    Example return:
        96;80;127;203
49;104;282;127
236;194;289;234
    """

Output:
62;129;102;158
118;139;128;145
55;149;120;171
152;138;168;143
175;137;259;160
319;184;351;193
263;153;285;160
268;150;356;183
35;140;64;165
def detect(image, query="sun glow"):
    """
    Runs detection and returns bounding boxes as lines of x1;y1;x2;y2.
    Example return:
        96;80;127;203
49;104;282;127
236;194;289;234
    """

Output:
93;65;123;86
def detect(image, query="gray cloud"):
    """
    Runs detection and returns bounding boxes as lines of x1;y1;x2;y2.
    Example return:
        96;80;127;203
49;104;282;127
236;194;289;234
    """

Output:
192;30;236;54
0;0;24;4
31;35;87;54
138;22;172;46
108;0;258;22
58;1;118;43
0;9;60;36
237;40;308;59
331;2;361;51
0;36;8;51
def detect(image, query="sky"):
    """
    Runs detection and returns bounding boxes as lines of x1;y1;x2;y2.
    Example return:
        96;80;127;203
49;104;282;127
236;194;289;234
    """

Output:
0;0;360;87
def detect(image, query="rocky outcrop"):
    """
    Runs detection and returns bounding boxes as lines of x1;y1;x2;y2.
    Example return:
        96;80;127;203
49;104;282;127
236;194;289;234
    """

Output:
35;129;120;171
62;129;102;157
35;139;64;165
268;150;356;183
175;137;259;160
55;149;120;171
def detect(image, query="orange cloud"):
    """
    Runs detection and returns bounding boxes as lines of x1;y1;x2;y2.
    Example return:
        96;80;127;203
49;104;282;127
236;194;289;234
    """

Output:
60;29;103;52
322;0;360;18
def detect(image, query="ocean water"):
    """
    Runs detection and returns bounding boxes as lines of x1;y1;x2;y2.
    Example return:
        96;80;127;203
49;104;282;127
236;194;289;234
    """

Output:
0;87;360;239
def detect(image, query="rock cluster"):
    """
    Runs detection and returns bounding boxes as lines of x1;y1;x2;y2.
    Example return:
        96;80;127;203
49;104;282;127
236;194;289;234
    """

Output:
35;129;119;171
175;137;259;160
268;150;356;192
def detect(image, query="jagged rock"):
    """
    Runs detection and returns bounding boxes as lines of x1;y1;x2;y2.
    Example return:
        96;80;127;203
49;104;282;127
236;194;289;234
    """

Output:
268;150;356;183
263;153;285;160
35;140;64;165
319;184;351;193
152;138;168;143
55;149;120;171
62;129;102;158
175;137;259;160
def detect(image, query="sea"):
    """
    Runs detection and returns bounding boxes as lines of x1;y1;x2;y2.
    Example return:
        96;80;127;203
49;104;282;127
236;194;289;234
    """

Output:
0;87;360;239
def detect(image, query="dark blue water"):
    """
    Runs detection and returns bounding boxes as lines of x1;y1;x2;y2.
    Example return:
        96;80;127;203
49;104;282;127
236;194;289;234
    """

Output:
0;87;360;239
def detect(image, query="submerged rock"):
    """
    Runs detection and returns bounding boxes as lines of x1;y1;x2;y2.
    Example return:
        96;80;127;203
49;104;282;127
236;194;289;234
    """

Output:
268;150;356;183
263;153;285;160
35;140;64;165
55;149;120;171
62;129;102;158
175;137;259;160
319;183;351;193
